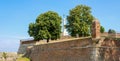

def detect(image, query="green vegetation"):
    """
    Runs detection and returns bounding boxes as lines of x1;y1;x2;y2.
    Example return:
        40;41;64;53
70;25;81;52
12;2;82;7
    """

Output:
16;57;30;61
108;29;116;34
100;26;105;33
66;5;94;37
2;52;7;61
28;11;61;42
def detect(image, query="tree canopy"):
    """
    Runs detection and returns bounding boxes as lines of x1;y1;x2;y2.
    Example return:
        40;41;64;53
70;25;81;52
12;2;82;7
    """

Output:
108;29;116;34
28;11;62;42
100;26;105;33
66;5;94;37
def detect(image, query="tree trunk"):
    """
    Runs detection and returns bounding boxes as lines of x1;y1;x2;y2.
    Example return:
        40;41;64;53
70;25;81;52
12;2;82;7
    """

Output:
47;39;49;43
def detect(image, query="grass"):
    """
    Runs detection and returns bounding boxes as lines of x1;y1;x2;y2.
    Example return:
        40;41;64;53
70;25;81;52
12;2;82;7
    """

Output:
16;57;30;61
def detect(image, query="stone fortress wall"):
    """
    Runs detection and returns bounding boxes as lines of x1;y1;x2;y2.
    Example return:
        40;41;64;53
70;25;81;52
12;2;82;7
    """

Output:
26;37;94;61
24;37;120;61
18;39;36;54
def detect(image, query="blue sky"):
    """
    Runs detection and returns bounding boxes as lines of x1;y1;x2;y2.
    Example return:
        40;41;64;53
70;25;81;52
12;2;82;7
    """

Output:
0;0;120;52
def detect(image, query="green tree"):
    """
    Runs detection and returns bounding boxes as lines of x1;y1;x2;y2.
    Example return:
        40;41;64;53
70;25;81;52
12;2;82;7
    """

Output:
66;5;94;37
100;26;105;33
28;11;62;42
2;52;7;61
108;29;116;34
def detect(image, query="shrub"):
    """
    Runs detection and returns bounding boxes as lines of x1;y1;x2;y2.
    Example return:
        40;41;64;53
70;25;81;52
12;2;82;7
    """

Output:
16;57;30;61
